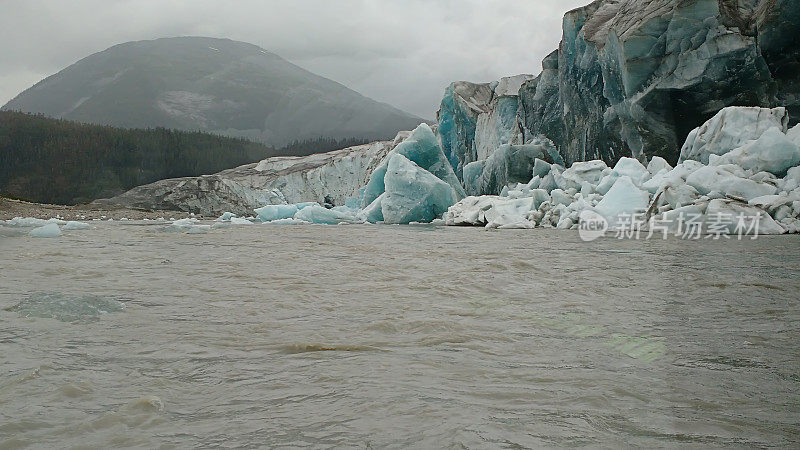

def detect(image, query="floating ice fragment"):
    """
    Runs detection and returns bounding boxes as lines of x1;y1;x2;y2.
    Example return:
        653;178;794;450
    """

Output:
262;218;311;225
62;221;91;230
28;223;62;238
254;203;315;222
5;292;125;323
5;217;65;227
229;217;253;225
294;204;359;224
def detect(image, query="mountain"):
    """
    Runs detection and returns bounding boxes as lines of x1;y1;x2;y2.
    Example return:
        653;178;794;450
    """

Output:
1;36;423;148
0;111;278;205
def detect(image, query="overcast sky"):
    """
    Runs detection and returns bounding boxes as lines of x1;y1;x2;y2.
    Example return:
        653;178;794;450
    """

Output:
0;0;588;119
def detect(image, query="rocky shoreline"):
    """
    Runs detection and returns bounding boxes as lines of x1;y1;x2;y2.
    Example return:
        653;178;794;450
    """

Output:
0;197;195;221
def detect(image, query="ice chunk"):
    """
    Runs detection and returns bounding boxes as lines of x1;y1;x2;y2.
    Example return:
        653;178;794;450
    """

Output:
657;204;707;231
254;203;315;222
363;123;465;206
679;106;789;164
229;217;253;225
262;218;311;225
167;218;210;234
712;127;800;176
5;217;65;227
748;194;792;211
646;156;672;175
661;184;700;210
780;166;800;192
483;197;535;225
641;160;705;193
558;160;607;190
704;199;785;235
171;218;199;227
788;124;800;147
611;157;649;185
533;158;552;178
686;166;777;200
595;174;618;195
217;212;237;221
551;189;573;207
186;225;211;234
381;153;457;224
444;194;539;228
62;221;91;230
486;215;536;229
594;176;651;225
5;292;125;323
444;196;500;226
28;223;62;238
294;204;359;224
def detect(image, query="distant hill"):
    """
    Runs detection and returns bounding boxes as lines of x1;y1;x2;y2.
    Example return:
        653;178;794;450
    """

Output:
0;111;279;205
2;36;423;147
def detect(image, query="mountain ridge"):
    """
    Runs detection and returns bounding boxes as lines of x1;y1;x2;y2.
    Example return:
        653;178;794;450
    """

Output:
2;36;424;147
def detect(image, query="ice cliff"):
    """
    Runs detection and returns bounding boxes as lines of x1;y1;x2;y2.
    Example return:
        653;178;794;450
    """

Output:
445;106;800;234
438;0;799;169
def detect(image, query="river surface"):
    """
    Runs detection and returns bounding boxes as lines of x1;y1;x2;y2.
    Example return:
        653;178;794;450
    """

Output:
1;222;799;448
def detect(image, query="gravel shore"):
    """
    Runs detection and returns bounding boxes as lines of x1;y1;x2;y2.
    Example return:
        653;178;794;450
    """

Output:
0;197;200;221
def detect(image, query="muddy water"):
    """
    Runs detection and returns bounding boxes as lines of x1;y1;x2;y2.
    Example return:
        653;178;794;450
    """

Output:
1;222;799;447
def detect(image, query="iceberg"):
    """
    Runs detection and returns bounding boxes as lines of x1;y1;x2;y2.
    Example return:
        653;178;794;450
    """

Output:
363;123;465;207
380;153;458;224
28;223;62;238
359;123;464;223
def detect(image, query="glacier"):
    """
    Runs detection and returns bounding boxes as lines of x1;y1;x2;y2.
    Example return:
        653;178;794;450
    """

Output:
83;0;800;237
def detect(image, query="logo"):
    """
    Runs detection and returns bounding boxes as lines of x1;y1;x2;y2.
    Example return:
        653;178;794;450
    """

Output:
578;210;608;241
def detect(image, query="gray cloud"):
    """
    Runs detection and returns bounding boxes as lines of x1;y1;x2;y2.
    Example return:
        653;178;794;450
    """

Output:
0;0;588;119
